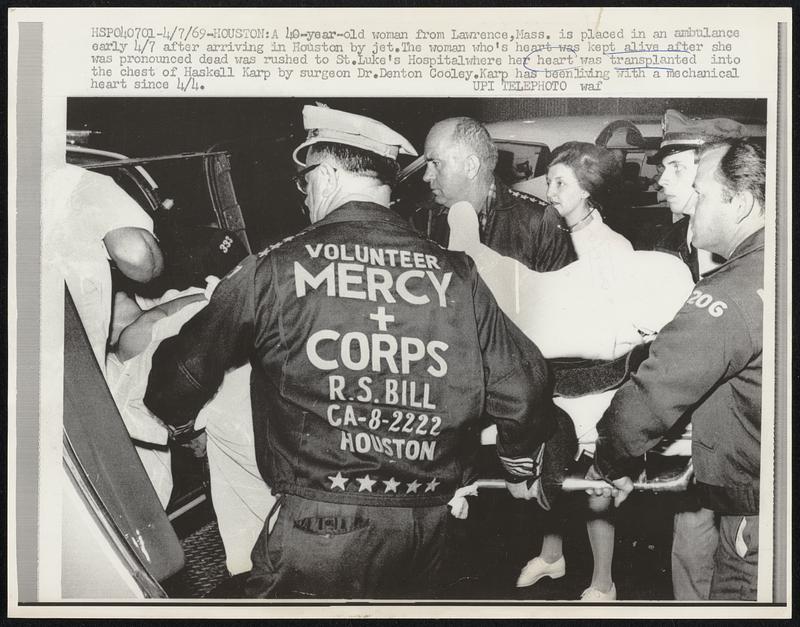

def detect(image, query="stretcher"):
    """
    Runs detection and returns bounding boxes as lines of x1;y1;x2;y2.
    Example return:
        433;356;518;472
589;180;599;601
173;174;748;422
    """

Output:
443;200;696;508
477;382;693;495
448;358;695;520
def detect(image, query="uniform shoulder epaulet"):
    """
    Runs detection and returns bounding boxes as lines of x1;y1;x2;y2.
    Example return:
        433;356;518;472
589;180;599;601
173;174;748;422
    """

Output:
506;187;548;209
257;230;305;258
424;235;451;255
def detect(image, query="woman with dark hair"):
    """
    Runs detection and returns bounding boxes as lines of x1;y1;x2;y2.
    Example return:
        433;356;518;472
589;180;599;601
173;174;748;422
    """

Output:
546;141;632;259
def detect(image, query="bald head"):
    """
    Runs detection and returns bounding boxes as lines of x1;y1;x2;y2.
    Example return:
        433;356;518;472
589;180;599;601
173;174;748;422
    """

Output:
433;117;498;171
423;117;497;208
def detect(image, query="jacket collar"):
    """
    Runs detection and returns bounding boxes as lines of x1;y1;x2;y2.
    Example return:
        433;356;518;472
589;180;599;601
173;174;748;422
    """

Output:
428;179;536;217
703;228;765;277
315;200;408;228
490;179;514;212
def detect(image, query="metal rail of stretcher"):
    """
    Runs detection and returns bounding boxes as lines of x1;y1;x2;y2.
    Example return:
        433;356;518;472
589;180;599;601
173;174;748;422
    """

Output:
472;460;694;493
478;422;694;493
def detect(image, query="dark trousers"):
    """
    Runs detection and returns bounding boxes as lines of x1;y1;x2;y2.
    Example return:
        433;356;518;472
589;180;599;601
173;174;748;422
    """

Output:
245;494;451;598
709;514;759;600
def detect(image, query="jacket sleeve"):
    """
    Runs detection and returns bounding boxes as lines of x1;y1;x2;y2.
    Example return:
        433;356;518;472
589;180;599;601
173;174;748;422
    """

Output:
594;284;753;480
531;204;577;272
143;255;260;429
471;263;555;479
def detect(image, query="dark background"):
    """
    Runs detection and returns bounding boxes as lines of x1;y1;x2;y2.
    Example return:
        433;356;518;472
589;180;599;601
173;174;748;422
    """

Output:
67;97;768;252
68;97;768;159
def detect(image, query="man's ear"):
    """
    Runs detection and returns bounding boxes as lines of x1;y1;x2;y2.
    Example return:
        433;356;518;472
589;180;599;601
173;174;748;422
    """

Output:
318;163;338;195
464;154;481;180
734;190;756;223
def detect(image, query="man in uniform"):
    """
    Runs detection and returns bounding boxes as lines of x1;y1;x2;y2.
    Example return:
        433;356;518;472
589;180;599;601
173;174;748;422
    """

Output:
647;110;749;601
144;105;567;598
649;109;747;282
591;138;766;601
419;116;576;272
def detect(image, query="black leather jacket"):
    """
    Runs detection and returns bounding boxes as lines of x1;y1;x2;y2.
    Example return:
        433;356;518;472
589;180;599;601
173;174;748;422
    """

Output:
146;201;556;507
412;179;576;272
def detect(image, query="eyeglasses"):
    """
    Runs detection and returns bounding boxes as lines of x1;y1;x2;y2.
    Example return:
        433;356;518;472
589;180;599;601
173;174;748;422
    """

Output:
290;163;321;194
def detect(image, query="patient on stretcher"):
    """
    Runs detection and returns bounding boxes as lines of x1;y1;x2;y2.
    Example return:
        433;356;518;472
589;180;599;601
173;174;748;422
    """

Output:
106;288;209;507
107;282;276;576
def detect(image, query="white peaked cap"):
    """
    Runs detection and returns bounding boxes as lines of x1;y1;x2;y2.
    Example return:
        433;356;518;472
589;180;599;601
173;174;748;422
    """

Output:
293;104;418;166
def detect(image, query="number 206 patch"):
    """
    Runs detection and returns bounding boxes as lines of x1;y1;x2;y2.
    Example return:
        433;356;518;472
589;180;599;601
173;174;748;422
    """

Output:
686;289;728;317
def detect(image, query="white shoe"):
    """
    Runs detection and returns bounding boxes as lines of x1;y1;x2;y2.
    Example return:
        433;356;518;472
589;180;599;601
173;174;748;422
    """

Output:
579;583;617;601
515;556;566;588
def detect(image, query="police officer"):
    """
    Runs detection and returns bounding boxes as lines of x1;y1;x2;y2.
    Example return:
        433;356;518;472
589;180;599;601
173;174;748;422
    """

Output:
589;138;766;601
419;117;576;272
144;105;563;598
647;110;749;601
649;109;747;282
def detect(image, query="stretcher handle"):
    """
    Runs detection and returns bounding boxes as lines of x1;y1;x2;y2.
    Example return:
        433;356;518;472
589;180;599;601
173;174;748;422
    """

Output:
474;460;693;493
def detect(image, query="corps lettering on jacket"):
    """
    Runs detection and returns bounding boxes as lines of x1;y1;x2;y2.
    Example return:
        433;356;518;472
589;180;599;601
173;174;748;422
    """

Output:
307;330;448;377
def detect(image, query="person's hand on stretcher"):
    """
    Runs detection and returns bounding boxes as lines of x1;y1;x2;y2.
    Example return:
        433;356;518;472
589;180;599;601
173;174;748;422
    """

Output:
584;465;634;507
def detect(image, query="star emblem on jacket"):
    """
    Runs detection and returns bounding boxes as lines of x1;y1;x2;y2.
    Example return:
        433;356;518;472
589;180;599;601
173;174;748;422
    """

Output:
356;475;376;492
406;480;421;494
328;472;348;491
425;478;440;493
383;477;400;493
